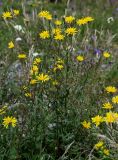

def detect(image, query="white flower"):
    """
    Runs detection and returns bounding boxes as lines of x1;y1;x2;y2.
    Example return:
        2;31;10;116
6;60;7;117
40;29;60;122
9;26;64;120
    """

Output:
32;52;39;57
107;17;114;24
14;25;24;33
15;37;22;41
48;123;56;129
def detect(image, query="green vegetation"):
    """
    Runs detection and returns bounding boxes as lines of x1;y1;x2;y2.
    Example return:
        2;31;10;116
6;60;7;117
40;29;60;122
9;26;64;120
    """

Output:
0;0;118;159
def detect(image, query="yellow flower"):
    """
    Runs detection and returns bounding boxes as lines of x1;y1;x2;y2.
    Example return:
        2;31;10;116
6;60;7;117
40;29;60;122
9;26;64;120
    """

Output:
112;95;118;104
76;18;87;25
25;92;32;98
77;55;84;62
65;27;77;35
39;31;50;39
36;73;50;82
54;34;64;40
103;51;110;58
11;117;17;127
8;41;14;49
82;121;91;129
105;86;117;93
38;10;52;20
2;11;12;19
76;17;94;26
52;28;62;35
92;115;103;126
104;112;116;123
65;16;75;23
56;64;64;70
113;113;118;121
33;58;41;65
85;16;94;22
94;141;104;150
22;85;28;90
54;20;62;26
46;14;52;20
102;102;113;109
56;58;64;64
103;149;110;156
52;80;59;86
32;65;39;72
38;11;49;17
18;54;27;59
0;106;7;115
30;79;37;85
3;116;17;128
13;10;20;16
30;69;38;76
54;64;64;71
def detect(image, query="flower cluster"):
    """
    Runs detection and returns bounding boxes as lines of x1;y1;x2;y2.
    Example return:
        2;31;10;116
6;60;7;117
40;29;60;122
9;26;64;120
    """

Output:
38;10;94;41
94;141;110;156
2;9;20;19
82;85;118;129
38;10;52;20
82;85;118;157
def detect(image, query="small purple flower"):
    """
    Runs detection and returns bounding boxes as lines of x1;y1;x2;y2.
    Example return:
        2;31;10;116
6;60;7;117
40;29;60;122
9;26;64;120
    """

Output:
116;8;118;11
91;35;97;41
0;1;2;6
94;49;101;55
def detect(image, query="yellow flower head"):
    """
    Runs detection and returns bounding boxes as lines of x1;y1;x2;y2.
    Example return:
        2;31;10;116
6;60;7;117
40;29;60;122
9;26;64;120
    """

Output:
52;28;62;35
56;64;64;70
39;31;50;39
0;106;8;115
3;116;17;128
104;111;116;123
13;10;20;16
8;41;14;49
102;102;113;109
103;51;110;58
33;58;41;65
112;95;118;104
113;113;118;121
85;16;94;22
32;65;39;72
76;18;87;25
56;58;64;64
25;92;32;98
94;141;104;150
54;64;64;72
18;54;27;59
82;121;91;129
38;10;52;20
52;80;59;86
103;149;110;156
65;16;75;23
54;20;62;26
46;14;52;20
77;55;84;62
22;85;28;90
92;115;103;126
30;79;37;85
36;73;50;82
65;27;77;35
54;34;64;41
105;86;117;93
76;16;94;26
2;11;12;19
